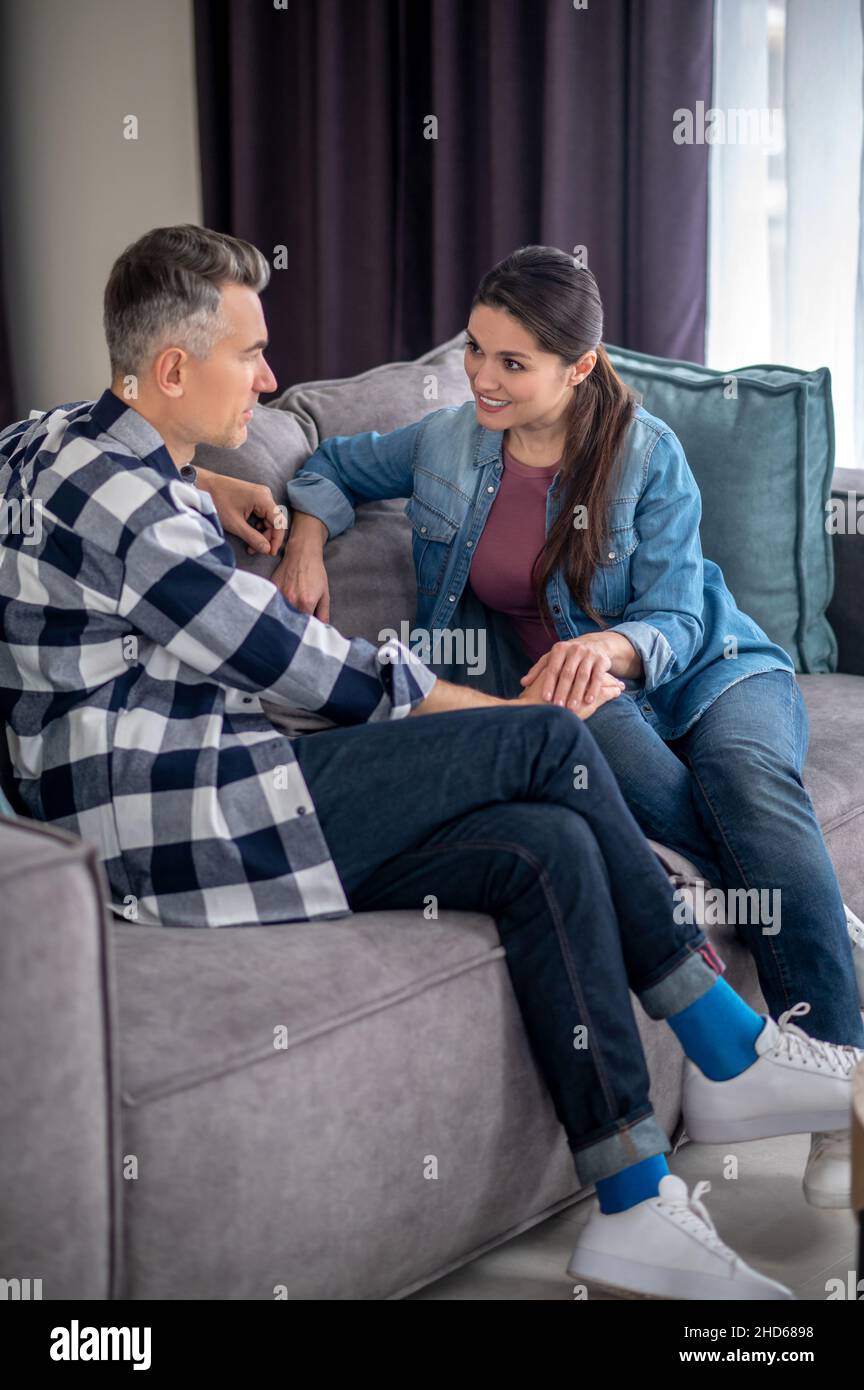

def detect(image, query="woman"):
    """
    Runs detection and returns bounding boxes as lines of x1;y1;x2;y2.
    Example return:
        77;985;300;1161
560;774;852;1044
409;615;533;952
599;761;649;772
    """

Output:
274;245;864;1228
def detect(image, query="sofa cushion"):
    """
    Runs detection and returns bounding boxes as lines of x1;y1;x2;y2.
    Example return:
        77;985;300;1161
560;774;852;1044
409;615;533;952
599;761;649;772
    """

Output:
190;404;314;581
0;816;121;1299
605;345;837;676
797;673;864;917
268;331;473;441
112;905;762;1300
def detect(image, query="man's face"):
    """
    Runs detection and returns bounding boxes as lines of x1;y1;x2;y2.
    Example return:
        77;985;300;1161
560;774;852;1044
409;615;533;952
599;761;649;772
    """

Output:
170;282;278;449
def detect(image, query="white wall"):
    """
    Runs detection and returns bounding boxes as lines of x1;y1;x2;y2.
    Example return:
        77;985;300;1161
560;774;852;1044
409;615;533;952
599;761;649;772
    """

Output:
0;0;203;416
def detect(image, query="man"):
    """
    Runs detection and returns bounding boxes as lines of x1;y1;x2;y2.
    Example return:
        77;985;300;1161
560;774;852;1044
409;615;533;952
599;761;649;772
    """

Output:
0;224;857;1297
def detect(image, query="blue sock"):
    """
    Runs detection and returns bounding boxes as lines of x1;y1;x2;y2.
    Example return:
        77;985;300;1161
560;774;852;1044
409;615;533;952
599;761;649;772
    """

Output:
595;1153;670;1214
667;976;765;1081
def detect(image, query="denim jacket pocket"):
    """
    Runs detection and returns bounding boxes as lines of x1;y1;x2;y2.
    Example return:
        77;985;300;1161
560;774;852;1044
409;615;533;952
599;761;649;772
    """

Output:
404;494;460;596
590;526;639;616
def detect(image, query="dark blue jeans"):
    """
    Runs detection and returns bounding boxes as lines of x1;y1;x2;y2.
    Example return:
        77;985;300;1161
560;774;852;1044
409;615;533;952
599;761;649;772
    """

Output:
582;670;864;1050
293;703;724;1186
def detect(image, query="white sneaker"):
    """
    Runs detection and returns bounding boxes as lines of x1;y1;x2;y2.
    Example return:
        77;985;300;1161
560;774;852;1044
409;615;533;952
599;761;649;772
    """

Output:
681;1001;863;1144
566;1174;794;1300
844;903;864;1006
803;1129;852;1209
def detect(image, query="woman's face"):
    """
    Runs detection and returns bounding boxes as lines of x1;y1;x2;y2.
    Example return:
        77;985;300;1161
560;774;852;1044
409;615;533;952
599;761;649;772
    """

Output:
464;303;595;432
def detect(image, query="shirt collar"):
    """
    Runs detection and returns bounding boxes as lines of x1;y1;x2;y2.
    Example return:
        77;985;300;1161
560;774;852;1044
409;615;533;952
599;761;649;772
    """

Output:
88;388;192;483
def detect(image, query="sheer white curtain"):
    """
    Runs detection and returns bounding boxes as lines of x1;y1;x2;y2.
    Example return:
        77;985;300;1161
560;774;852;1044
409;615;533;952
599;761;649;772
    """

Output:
707;0;864;471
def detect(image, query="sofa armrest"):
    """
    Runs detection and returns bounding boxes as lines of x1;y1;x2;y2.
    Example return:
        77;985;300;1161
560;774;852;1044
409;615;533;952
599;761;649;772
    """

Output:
827;469;864;676
0;815;122;1299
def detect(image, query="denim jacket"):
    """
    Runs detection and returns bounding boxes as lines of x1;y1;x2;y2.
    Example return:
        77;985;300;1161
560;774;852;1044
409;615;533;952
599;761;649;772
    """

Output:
284;401;795;740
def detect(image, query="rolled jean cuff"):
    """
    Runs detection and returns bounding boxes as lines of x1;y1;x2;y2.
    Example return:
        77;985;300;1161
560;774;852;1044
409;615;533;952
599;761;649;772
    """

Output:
638;936;727;1020
570;1109;671;1186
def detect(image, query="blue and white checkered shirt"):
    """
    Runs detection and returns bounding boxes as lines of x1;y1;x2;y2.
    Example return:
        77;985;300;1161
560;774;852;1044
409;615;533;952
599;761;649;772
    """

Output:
0;388;437;926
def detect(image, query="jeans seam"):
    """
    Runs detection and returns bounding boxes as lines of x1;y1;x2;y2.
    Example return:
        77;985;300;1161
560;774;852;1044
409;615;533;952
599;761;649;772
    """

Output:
356;835;622;1122
567;1105;657;1155
687;763;795;1013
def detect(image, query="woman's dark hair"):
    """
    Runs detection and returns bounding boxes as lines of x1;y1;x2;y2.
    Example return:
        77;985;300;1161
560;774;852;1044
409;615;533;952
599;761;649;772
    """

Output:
470;245;638;630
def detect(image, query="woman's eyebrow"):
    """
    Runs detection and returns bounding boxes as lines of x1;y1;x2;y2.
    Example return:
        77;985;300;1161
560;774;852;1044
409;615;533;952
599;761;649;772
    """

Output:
464;329;532;359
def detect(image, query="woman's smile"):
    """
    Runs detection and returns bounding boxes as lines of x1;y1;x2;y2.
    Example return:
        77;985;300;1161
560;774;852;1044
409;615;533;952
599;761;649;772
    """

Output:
476;392;512;413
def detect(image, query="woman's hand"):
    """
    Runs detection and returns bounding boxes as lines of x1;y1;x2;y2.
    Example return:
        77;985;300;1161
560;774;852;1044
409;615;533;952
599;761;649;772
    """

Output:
195;470;287;558
519;635;631;710
516;659;624;719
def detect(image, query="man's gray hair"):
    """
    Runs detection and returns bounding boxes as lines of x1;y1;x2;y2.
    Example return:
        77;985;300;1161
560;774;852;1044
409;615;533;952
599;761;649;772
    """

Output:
103;224;271;379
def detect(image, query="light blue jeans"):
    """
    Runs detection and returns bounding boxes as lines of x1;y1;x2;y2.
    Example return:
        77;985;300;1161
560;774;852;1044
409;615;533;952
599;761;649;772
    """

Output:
582;669;864;1048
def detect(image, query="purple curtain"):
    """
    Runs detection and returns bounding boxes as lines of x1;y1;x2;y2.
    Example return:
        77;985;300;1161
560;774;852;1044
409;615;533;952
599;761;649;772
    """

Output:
194;0;715;396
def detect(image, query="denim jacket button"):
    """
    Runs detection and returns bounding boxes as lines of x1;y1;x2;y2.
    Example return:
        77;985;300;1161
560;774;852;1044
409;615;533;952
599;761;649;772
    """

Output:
552;605;561;614
487;485;495;493
466;540;473;548
608;551;616;560
448;594;456;602
420;525;427;533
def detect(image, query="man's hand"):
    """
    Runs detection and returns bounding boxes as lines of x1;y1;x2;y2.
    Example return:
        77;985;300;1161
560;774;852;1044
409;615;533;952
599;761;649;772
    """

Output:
519;633;640;709
194;468;288;558
271;512;331;621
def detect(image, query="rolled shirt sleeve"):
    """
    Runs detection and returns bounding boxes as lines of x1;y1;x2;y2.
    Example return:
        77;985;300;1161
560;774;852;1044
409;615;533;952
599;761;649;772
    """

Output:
285;416;428;537
608;430;705;694
119;479;437;724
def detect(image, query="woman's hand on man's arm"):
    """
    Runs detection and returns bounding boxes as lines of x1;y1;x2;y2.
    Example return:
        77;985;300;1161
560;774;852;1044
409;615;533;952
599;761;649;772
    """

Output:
271;511;332;622
410;662;624;720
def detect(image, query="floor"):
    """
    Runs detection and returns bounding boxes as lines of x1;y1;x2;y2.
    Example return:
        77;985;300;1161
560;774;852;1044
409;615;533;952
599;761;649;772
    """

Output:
407;1132;859;1300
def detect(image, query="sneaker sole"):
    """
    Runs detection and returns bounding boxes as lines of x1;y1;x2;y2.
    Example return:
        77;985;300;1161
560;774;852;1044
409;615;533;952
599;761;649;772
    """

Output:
566;1249;793;1300
683;1107;851;1144
802;1185;852;1210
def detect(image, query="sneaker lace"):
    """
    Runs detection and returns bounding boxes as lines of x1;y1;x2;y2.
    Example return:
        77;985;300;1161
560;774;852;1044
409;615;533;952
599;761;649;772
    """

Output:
845;905;864;951
657;1180;738;1263
773;1002;863;1078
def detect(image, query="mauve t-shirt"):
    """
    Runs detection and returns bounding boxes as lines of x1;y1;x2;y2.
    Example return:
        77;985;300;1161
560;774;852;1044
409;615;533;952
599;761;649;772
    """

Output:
469;437;561;664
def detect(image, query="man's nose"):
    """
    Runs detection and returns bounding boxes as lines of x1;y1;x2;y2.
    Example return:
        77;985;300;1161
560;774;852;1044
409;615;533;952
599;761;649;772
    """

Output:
256;358;278;394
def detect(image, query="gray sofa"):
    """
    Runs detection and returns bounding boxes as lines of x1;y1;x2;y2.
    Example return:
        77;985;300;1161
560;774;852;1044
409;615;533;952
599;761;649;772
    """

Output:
1;337;863;1301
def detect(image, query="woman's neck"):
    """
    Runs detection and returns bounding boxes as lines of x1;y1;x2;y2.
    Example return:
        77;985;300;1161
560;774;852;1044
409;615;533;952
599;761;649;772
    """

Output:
503;426;565;468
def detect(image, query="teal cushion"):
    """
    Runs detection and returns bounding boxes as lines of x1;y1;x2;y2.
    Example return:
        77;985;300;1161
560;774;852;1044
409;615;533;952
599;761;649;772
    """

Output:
605;345;837;674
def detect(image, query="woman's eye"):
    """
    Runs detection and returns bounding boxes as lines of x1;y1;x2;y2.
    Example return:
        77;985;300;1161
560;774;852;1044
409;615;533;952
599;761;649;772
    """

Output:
464;341;522;371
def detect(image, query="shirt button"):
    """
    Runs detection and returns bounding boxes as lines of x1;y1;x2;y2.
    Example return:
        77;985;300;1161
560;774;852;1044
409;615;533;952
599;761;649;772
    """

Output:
242;696;254;704
296;805;308;815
